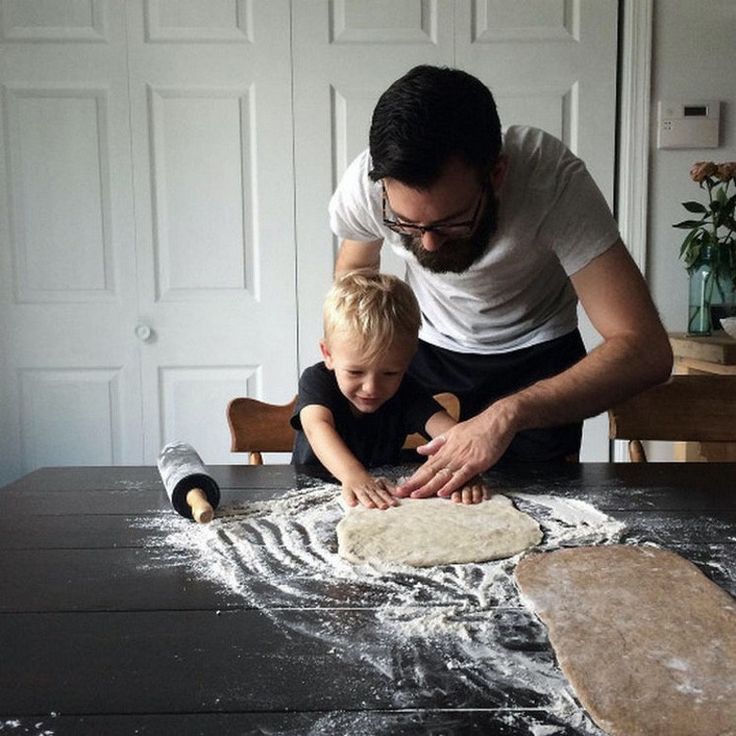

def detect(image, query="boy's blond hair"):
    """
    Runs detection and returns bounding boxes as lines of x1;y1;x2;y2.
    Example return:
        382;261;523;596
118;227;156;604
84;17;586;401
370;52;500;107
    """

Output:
323;270;421;362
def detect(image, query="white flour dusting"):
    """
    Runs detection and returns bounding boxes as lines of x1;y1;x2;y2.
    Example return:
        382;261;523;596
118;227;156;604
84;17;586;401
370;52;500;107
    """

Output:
137;474;628;734
113;479;150;490
0;720;54;735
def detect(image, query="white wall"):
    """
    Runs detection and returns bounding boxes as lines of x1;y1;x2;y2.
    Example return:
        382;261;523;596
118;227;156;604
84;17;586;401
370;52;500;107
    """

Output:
648;0;735;329
645;0;735;461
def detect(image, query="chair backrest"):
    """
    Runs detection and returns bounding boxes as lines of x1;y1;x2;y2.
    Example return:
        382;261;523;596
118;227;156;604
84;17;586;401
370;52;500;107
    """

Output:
227;396;298;464
608;374;736;462
227;391;460;464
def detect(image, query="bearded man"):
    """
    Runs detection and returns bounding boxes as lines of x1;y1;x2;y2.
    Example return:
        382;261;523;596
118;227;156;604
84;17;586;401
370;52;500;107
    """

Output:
329;65;672;499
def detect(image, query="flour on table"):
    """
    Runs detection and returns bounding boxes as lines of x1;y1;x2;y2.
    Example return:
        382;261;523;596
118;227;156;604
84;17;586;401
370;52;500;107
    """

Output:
137;470;628;735
337;494;542;567
0;719;55;735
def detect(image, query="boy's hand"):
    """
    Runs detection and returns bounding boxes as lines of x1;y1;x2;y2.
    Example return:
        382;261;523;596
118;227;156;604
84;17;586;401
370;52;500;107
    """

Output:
449;477;491;505
342;473;398;510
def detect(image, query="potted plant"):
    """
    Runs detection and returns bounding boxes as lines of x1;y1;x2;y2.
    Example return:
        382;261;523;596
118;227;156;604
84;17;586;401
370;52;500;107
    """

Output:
674;161;736;335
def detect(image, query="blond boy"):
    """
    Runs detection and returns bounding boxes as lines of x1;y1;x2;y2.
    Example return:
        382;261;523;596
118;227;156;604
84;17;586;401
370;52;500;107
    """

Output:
291;270;488;509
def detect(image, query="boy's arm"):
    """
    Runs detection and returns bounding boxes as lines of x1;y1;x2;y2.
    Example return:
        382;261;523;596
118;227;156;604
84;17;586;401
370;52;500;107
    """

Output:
299;404;397;509
425;409;457;440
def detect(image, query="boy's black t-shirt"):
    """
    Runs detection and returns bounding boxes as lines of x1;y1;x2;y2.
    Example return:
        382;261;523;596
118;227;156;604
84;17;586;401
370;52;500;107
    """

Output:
290;362;443;472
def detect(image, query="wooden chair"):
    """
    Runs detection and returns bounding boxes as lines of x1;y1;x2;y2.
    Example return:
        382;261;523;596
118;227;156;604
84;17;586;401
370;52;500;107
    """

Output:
227;396;297;464
227;392;460;464
608;374;736;462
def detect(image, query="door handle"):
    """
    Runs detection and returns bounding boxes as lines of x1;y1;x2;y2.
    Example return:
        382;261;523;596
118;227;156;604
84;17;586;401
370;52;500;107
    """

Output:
135;323;153;342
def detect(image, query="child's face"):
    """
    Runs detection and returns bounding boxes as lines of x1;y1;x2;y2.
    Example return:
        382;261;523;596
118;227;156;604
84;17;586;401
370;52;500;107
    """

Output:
321;335;414;415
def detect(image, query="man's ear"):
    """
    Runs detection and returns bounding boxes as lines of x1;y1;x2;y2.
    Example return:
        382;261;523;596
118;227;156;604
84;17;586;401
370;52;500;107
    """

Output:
319;339;334;369
490;154;509;191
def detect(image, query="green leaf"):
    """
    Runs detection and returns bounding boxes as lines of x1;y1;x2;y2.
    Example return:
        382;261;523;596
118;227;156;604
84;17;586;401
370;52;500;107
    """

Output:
682;200;708;213
684;242;702;268
680;228;705;263
679;229;699;259
673;219;705;229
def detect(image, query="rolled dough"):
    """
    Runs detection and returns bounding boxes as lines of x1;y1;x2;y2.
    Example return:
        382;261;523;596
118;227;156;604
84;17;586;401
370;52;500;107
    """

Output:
516;545;736;736
336;494;542;567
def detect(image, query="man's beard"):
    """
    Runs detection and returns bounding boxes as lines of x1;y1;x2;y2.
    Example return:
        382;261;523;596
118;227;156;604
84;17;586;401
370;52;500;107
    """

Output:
399;190;499;274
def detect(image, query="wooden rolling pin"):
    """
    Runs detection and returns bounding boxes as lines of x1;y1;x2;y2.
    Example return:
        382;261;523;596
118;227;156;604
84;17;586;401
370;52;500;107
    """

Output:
156;442;220;523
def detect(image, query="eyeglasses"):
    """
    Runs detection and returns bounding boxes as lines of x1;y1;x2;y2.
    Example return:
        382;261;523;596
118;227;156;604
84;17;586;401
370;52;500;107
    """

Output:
382;181;487;238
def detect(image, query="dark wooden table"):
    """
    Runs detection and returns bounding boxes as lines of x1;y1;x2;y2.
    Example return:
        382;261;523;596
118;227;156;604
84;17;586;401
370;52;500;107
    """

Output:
1;463;734;735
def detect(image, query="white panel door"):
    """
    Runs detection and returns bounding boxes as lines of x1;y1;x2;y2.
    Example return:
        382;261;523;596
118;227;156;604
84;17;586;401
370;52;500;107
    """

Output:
293;0;618;460
0;1;142;485
0;1;298;483
126;0;297;464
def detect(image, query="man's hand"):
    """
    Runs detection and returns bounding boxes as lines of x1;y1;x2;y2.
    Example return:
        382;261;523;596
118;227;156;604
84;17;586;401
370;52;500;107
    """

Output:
395;406;516;499
342;473;398;510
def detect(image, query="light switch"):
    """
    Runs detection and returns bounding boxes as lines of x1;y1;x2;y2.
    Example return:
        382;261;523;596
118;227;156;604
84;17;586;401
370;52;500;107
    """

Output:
657;99;720;149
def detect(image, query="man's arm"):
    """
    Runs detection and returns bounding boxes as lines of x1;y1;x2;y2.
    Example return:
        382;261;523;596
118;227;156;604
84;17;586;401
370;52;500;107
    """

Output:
334;239;382;276
512;238;673;426
397;239;674;498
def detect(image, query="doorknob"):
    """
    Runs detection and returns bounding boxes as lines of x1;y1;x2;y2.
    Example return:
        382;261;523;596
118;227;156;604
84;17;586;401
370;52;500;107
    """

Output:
135;323;153;342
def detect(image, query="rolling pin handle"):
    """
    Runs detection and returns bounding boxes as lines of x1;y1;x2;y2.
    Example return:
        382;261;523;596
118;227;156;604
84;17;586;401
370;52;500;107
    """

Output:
186;487;214;524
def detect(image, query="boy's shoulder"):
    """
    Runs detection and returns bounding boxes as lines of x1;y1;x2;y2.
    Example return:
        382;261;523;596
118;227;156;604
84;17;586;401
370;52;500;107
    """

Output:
300;361;329;379
298;361;339;396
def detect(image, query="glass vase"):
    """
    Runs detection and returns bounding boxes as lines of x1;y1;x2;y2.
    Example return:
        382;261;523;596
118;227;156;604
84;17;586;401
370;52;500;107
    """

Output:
687;244;736;335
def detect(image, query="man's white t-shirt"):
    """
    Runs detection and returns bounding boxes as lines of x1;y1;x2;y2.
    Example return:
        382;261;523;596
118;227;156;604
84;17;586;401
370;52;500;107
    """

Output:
328;125;620;355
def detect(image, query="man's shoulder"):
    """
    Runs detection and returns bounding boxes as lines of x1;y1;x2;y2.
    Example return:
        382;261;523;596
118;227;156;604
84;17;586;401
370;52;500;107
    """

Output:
503;125;568;160
330;147;380;219
503;125;578;194
343;147;372;183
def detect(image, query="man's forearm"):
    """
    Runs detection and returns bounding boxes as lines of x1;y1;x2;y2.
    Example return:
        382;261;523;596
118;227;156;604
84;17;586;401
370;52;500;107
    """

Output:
495;331;673;434
334;239;382;276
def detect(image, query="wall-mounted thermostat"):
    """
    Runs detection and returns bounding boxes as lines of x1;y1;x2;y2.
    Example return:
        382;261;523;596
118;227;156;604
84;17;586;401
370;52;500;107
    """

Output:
657;99;720;149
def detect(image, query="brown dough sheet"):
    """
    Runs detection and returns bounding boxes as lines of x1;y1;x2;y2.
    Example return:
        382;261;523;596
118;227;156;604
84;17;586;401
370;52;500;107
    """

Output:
515;545;736;736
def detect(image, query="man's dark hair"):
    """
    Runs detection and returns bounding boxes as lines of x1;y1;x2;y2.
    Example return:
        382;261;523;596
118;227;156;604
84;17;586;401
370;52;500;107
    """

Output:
369;65;502;188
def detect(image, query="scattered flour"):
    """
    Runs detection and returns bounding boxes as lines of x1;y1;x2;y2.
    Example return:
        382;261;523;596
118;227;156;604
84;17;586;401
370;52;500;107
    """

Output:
136;471;628;734
0;721;54;736
113;479;150;490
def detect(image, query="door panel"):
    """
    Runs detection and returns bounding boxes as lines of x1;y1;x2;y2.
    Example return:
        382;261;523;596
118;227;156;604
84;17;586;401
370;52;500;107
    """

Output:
19;366;125;468
0;1;141;485
455;0;617;190
125;0;298;464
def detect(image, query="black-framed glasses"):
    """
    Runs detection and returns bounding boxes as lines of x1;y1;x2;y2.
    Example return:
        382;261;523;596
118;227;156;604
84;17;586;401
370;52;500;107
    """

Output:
382;181;487;238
